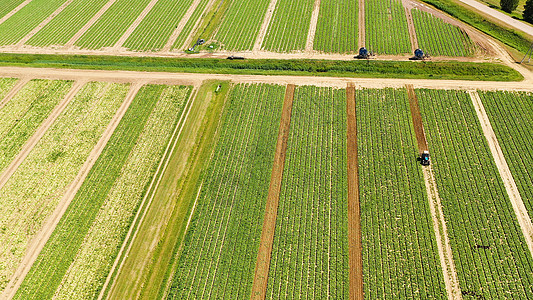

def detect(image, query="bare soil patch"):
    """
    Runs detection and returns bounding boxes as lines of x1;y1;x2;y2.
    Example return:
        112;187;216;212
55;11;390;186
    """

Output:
403;5;419;51
305;0;321;53
250;84;294;300
406;84;427;152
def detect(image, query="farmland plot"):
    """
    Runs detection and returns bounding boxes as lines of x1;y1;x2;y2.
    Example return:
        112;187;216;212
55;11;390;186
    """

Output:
418;89;533;299
266;86;349;299
365;0;411;54
75;0;153;50
26;0;111;47
213;0;271;51
261;0;315;52
0;0;68;46
412;9;475;57
167;84;284;299
123;0;195;51
314;0;358;53
0;79;72;176
170;0;211;50
0;77;17;101
0;0;26;20
479;91;533;221
14;84;190;299
0;81;127;293
357;88;446;299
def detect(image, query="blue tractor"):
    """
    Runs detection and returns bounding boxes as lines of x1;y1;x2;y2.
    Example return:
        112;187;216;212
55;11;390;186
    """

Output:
355;47;373;59
410;48;429;60
420;150;430;166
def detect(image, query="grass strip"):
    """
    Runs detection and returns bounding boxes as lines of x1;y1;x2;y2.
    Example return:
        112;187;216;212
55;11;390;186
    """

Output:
0;53;523;81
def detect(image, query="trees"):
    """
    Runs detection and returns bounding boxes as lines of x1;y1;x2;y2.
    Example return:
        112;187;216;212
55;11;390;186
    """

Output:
524;0;533;23
500;0;519;13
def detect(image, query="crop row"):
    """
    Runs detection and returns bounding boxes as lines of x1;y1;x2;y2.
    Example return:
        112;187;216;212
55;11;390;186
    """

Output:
0;79;71;177
0;0;67;46
0;77;17;101
0;81;125;293
365;0;411;54
262;0;315;52
266;86;349;299
171;0;211;50
167;84;285;299
412;9;475;57
123;0;196;52
314;0;358;54
51;85;191;299
417;89;533;298
357;88;446;298
479;91;533;221
0;0;25;20
213;0;271;51
75;0;153;50
13;84;169;299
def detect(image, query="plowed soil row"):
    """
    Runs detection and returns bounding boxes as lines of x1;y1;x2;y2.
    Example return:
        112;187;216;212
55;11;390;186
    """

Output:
250;84;294;300
406;84;427;152
346;83;363;300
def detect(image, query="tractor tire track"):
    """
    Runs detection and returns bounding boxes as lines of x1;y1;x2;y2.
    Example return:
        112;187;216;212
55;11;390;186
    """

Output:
403;5;418;52
358;0;365;48
250;84;294;300
1;82;142;300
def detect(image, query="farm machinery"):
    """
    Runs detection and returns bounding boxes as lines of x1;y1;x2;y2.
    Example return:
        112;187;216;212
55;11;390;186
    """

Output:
419;150;430;166
409;49;430;60
354;47;374;59
188;38;205;52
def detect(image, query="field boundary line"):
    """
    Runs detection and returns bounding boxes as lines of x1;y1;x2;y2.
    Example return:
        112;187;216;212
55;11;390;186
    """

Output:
404;5;419;52
305;0;321;53
112;0;160;51
253;0;279;52
64;0;118;49
15;0;75;48
250;84;294;300
0;0;33;26
180;0;217;51
346;83;363;300
1;81;142;300
98;85;198;300
407;85;461;300
358;0;365;48
469;90;533;257
162;0;203;52
0;77;30;110
0;80;83;191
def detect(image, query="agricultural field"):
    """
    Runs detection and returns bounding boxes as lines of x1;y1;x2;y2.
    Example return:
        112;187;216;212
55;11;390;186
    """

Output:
0;0;25;20
314;0;358;54
412;9;476;57
213;0;271;51
417;89;533;298
261;0;315;52
170;0;212;50
365;0;412;55
14;84;192;299
167;84;284;299
0;77;17;100
266;86;349;298
357;88;446;298
479;91;533;221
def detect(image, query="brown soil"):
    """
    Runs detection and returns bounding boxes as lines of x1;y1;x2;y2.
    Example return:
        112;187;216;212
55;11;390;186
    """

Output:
0;0;33;26
358;0;365;48
346;83;363;300
253;0;279;52
1;82;143;300
305;0;321;53
406;84;427;152
113;0;160;51
403;5;419;51
162;0;204;52
250;84;294;300
0;77;30;110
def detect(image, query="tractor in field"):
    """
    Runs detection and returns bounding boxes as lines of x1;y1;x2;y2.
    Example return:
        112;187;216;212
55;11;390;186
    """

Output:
420;150;430;166
354;47;374;59
410;49;429;60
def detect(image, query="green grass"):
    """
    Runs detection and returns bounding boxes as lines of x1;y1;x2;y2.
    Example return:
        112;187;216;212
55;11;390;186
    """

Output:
0;0;26;20
266;86;349;298
357;88;446;299
0;53;522;81
26;0;110;47
213;0;271;51
412;9;476;57
0;0;67;46
262;0;315;52
365;0;412;54
417;89;533;298
479;91;533;222
167;84;285;299
314;0;358;54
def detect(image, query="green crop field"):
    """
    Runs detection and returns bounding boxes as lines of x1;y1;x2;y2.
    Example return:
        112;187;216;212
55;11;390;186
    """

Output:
261;0;315;52
213;0;271;51
0;0;25;20
365;0;411;54
170;0;211;50
123;0;195;52
314;0;358;54
14;84;191;299
418;89;533;299
357;88;446;299
412;9;476;57
167;84;284;299
479;91;533;221
0;77;17;100
266;86;349;298
25;0;111;47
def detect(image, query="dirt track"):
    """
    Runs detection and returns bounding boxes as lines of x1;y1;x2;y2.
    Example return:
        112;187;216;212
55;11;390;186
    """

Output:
250;84;294;300
0;0;32;26
305;0;321;53
113;0;159;51
1;82;142;300
0;77;30;110
358;0;365;48
346;83;363;300
162;0;203;51
404;6;419;52
253;0;279;52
